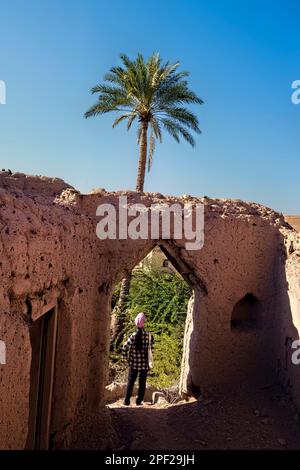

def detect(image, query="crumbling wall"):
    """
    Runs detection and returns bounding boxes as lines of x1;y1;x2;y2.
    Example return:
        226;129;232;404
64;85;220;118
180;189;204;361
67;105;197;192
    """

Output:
0;176;156;449
0;172;299;449
273;229;300;410
179;208;285;395
0;179;107;449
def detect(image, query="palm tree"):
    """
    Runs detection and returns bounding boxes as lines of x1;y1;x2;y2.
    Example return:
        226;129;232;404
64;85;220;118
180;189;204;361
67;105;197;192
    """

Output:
85;52;203;342
85;52;203;191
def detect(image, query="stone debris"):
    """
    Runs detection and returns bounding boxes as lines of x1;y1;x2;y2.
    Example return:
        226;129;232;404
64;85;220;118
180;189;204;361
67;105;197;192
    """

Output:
152;392;165;405
157;396;169;406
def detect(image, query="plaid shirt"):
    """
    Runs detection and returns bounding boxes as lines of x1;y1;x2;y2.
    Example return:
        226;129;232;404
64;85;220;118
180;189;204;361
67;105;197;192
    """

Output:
122;329;154;371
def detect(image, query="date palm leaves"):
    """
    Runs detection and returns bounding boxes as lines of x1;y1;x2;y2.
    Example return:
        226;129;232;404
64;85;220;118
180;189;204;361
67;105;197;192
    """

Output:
85;53;203;190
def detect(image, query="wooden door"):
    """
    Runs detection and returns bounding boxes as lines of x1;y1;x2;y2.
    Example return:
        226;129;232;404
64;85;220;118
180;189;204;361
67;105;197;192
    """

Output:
26;306;58;449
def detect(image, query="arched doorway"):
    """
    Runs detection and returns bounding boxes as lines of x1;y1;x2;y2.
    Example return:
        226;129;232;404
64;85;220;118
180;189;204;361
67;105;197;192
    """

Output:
107;243;194;402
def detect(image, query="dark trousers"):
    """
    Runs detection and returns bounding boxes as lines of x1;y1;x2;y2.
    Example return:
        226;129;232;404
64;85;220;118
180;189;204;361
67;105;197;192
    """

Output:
124;367;148;405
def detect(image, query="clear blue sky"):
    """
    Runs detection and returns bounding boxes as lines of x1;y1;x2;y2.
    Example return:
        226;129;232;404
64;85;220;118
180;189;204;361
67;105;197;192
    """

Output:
0;0;299;213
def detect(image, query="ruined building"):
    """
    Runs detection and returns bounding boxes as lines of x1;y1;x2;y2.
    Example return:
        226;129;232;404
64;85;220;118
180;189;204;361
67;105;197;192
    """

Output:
0;172;299;449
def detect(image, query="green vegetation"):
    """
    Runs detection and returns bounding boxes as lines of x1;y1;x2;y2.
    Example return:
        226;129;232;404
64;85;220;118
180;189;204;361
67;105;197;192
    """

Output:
110;267;192;388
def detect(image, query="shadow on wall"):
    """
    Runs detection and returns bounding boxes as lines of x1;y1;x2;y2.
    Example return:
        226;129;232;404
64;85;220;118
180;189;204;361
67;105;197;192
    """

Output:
231;293;260;331
274;233;300;410
182;233;300;405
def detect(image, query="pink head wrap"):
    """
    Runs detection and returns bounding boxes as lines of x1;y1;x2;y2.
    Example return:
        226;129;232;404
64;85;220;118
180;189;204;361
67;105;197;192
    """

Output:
135;312;146;329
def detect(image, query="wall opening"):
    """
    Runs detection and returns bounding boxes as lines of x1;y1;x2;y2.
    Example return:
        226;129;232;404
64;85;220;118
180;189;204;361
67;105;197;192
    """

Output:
108;244;193;398
231;293;259;331
26;305;58;450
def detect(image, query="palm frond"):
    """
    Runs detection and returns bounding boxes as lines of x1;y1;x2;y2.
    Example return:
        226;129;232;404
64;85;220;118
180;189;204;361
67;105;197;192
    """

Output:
156;81;203;107
104;66;126;86
150;116;162;143
127;113;137;130
84;102;115;118
137;124;142;144
90;84;125;96
162;107;201;133
148;131;155;172
85;52;203;155
160;118;180;143
160;118;196;146
112;113;134;128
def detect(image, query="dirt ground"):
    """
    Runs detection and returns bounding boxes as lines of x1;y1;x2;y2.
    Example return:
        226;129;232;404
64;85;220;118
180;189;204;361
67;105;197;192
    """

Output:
107;380;300;450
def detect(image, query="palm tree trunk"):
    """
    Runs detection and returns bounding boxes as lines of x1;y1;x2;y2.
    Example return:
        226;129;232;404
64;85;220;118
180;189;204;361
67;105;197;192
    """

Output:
136;121;148;191
118;272;132;308
110;272;132;346
111;122;148;345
